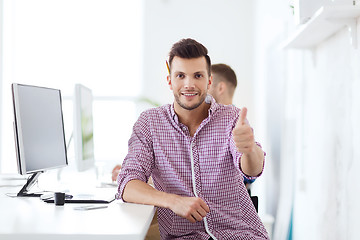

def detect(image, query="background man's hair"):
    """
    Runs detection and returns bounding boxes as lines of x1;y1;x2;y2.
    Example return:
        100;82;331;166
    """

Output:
211;63;237;88
169;38;211;76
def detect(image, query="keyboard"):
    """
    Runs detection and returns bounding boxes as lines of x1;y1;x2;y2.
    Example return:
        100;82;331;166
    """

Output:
43;198;114;204
41;192;116;204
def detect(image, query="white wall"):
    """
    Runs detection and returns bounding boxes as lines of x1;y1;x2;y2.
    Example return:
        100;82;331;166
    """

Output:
290;25;360;240
0;0;3;173
253;0;360;239
252;0;291;234
0;0;143;173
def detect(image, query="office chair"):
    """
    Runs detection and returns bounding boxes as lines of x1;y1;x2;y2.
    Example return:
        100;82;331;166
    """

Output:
248;188;258;213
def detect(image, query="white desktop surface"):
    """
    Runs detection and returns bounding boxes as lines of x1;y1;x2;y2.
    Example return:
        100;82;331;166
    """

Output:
0;174;155;240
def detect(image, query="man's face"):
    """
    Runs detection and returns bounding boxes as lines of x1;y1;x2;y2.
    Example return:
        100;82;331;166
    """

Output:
168;56;211;111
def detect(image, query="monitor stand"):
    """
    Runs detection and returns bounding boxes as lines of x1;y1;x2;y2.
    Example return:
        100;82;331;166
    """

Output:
17;172;43;197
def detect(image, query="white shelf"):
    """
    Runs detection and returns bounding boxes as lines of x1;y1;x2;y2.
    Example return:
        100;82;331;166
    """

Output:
282;5;360;49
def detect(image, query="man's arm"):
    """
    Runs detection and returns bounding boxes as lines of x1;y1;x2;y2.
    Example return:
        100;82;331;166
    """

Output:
119;111;209;223
232;107;264;177
238;144;264;177
123;179;210;223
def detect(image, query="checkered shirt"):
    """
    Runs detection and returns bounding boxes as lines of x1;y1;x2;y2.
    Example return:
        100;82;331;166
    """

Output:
116;97;269;240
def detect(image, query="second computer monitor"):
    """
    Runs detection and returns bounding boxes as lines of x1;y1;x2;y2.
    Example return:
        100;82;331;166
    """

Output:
73;84;95;172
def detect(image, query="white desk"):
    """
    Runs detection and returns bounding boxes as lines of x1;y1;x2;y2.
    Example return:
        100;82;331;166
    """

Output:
0;175;155;240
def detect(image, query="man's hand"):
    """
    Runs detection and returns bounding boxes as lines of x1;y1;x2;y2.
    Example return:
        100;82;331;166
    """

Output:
112;164;121;182
232;107;255;154
124;180;210;223
232;107;264;177
169;195;210;223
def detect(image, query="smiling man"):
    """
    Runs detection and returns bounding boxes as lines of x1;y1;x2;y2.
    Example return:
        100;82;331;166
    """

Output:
116;38;269;240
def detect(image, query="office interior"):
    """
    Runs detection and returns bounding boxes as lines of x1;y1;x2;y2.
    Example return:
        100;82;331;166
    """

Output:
1;0;360;239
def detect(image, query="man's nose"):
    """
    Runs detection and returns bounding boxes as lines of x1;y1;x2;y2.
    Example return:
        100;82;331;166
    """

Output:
183;77;195;89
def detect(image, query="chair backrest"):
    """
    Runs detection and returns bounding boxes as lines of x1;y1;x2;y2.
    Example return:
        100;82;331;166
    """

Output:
250;196;258;212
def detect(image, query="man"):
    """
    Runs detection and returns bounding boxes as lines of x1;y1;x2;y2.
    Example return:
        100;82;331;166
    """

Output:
116;38;269;239
208;63;237;106
112;64;242;180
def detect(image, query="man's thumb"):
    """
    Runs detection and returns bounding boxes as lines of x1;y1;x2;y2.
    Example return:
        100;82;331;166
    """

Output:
238;107;247;125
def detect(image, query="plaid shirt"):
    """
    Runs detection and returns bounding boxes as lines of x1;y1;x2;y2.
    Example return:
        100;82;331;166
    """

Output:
117;97;269;240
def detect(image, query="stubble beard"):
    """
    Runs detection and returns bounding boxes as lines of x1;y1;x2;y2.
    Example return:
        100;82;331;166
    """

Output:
174;92;206;111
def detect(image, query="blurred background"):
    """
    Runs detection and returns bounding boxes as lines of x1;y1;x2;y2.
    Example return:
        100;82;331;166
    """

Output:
1;0;359;239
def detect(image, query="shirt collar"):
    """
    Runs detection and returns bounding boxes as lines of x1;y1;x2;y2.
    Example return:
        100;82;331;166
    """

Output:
169;94;220;125
207;94;220;115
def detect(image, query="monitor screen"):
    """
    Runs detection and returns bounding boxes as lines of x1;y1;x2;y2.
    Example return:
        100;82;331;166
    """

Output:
73;84;95;172
12;83;68;196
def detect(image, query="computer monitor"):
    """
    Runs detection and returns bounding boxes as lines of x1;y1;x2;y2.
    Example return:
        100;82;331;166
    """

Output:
73;84;95;172
12;83;68;197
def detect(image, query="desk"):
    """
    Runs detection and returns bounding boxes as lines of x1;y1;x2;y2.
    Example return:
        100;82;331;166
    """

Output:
0;175;155;240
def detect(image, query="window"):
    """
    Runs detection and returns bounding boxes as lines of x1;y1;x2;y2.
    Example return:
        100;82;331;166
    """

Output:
1;0;143;172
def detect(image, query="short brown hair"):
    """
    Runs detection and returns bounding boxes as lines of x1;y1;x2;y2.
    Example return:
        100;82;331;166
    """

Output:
168;38;211;76
211;64;237;89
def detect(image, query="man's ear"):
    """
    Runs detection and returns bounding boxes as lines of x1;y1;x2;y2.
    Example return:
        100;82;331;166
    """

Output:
207;75;213;90
218;82;226;95
167;75;172;90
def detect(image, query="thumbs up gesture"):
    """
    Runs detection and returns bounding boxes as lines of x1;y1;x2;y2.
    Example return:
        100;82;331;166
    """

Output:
232;107;255;154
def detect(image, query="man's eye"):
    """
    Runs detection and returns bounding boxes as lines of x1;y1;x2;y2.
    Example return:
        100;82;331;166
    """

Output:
195;74;203;79
177;74;184;78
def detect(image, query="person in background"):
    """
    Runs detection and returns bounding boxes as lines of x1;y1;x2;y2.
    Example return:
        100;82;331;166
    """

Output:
207;63;237;106
112;165;121;182
115;38;269;240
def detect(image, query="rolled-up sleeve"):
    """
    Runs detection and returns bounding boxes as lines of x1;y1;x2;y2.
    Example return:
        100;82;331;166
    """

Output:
115;112;155;201
230;135;266;180
229;112;266;180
